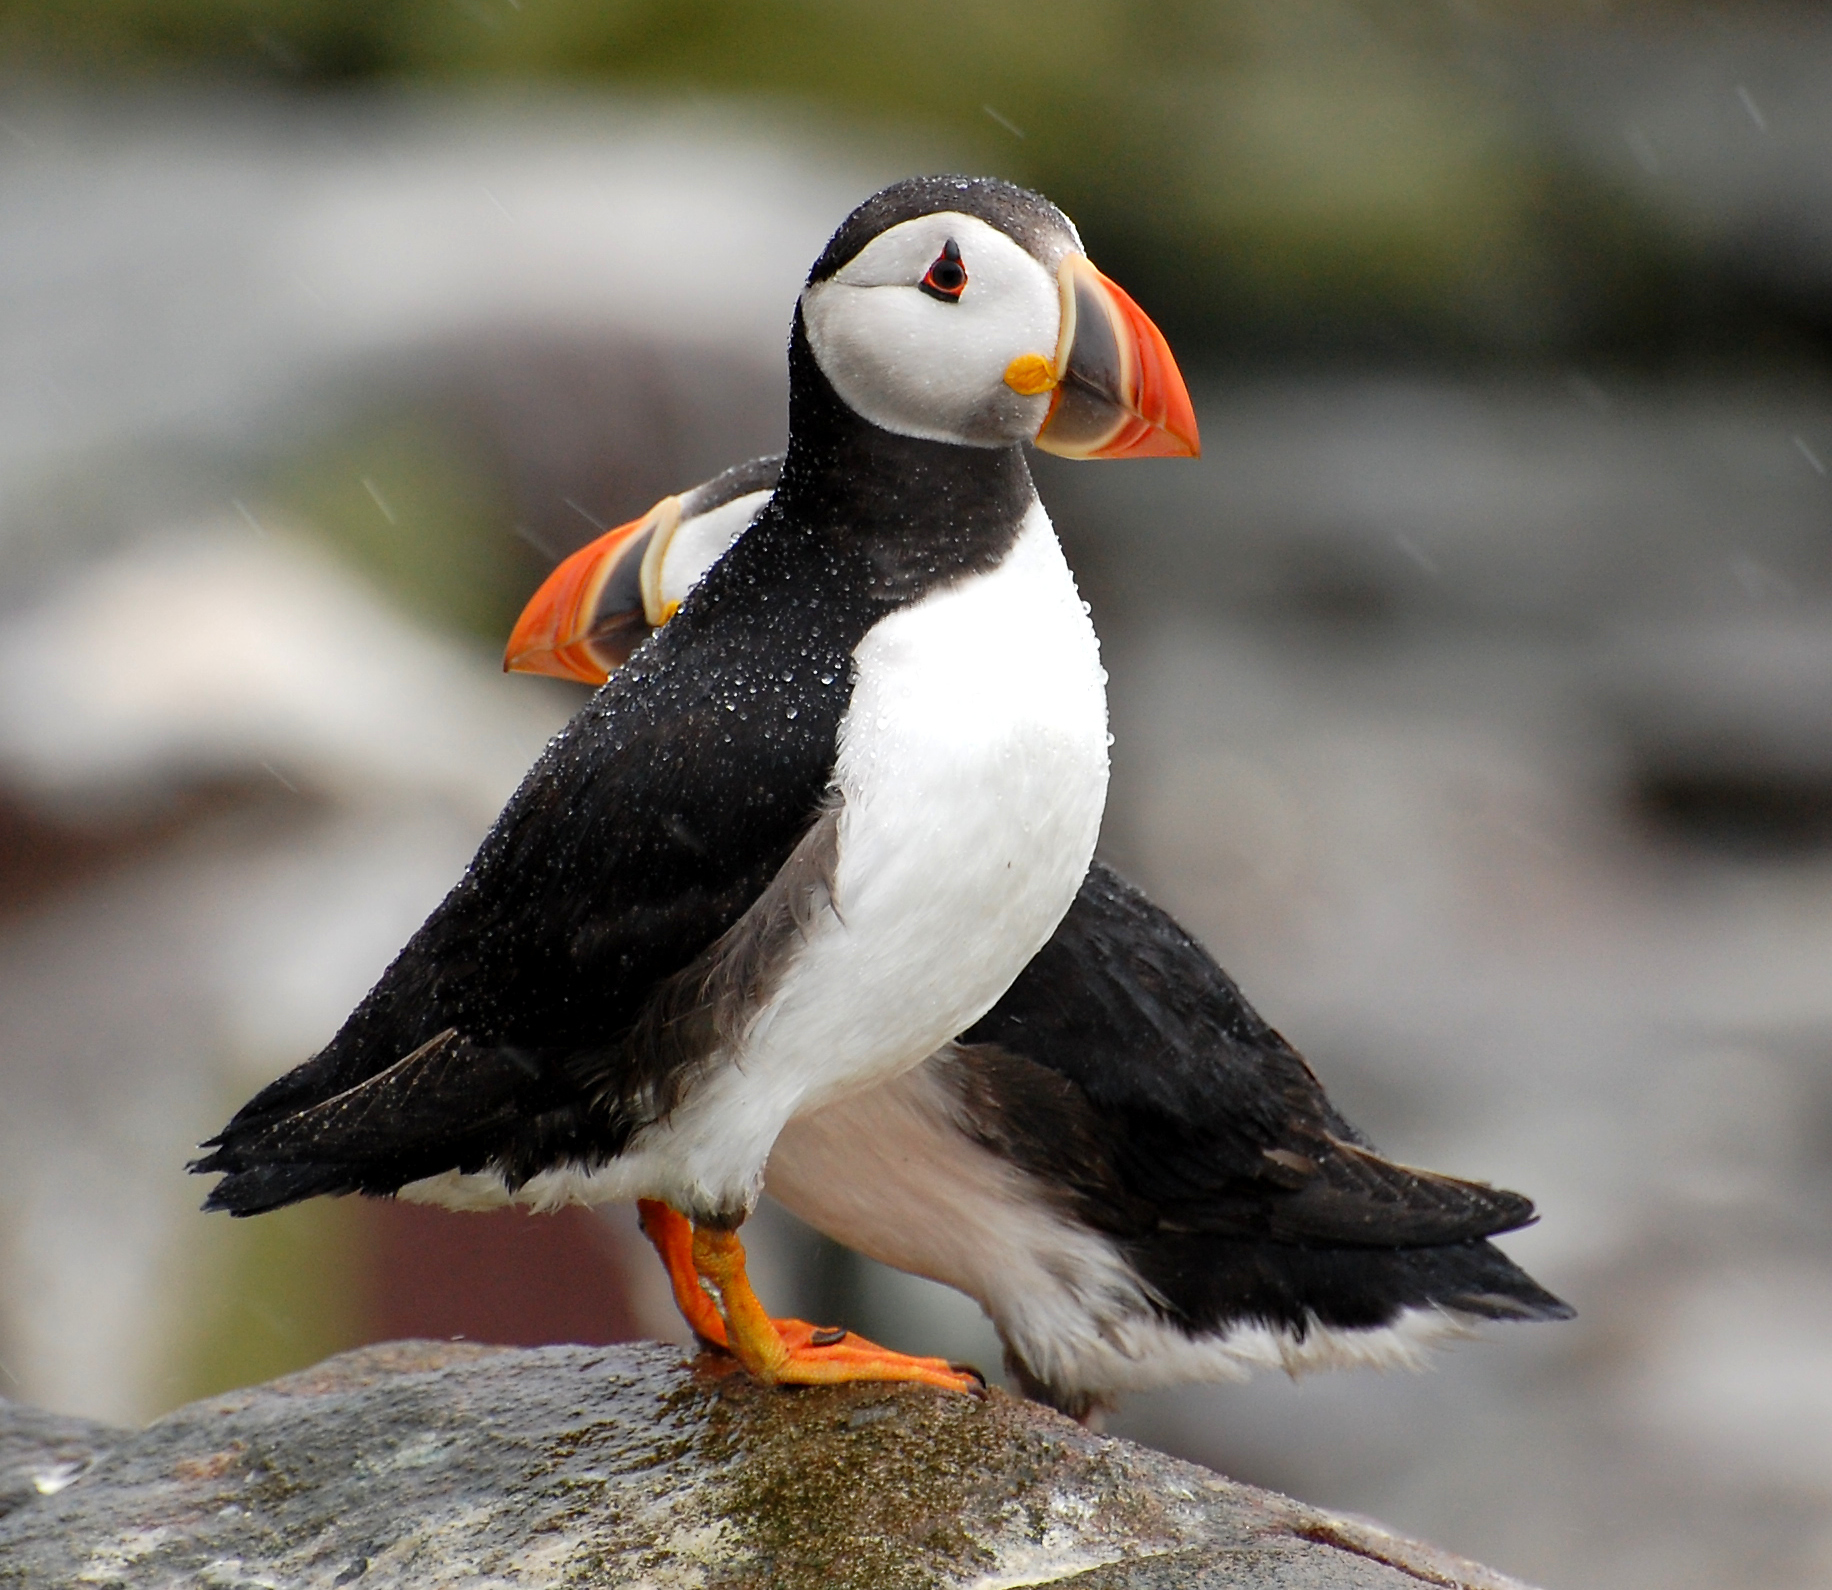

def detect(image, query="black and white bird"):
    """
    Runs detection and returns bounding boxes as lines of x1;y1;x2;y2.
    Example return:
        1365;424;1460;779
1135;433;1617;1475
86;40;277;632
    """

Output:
194;176;1200;1392
505;460;1573;1421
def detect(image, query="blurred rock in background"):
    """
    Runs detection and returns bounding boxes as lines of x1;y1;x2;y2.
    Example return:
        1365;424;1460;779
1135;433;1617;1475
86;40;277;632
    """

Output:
0;90;848;1424
2;7;1831;1589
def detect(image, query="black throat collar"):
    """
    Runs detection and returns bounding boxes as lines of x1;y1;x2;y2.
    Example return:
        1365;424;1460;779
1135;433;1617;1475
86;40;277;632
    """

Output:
765;309;1036;604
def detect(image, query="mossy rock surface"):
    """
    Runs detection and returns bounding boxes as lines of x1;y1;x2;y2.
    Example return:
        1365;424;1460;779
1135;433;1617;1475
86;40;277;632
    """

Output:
0;1340;1534;1589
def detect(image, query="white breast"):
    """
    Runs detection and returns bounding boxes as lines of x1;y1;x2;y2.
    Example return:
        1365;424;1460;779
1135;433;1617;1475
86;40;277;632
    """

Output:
408;498;1107;1219
767;1058;1153;1382
597;498;1107;1214
812;497;1111;1101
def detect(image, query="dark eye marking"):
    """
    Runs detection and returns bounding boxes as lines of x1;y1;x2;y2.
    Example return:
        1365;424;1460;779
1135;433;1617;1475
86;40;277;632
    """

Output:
918;238;968;303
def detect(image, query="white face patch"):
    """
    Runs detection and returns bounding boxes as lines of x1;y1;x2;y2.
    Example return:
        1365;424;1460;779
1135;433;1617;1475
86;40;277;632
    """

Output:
655;489;769;614
801;212;1063;448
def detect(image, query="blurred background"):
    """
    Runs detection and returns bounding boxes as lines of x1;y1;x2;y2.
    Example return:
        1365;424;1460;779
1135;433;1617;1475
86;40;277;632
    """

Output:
2;4;1830;1585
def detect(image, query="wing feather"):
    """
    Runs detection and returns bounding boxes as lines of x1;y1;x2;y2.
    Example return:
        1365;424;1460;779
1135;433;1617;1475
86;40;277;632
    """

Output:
195;525;861;1207
955;862;1536;1249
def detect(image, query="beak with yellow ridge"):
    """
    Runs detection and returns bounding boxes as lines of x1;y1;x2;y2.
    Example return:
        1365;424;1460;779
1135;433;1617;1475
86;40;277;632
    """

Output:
502;495;682;684
504;253;1197;687
1007;255;1200;461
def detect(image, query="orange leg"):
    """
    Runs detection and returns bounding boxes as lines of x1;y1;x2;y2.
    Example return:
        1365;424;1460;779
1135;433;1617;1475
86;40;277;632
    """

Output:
635;1200;982;1394
638;1199;728;1346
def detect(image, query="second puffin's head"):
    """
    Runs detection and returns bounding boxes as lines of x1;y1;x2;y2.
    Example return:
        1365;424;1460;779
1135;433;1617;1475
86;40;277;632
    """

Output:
800;177;1198;460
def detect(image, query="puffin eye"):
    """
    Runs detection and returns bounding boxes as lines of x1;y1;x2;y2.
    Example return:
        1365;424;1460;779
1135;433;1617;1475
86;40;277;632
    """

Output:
918;239;968;303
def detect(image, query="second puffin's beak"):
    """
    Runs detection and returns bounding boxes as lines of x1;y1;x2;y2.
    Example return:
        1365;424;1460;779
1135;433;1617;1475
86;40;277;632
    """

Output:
502;496;681;684
1010;255;1200;461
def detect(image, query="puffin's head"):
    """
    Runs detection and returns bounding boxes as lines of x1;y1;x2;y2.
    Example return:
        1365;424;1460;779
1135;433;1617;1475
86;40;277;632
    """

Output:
503;456;781;681
800;176;1198;459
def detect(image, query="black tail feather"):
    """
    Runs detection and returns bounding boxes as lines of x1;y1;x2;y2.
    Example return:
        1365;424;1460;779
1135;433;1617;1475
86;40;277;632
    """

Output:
198;1161;360;1217
1141;1231;1573;1340
189;1028;589;1216
1390;1237;1574;1324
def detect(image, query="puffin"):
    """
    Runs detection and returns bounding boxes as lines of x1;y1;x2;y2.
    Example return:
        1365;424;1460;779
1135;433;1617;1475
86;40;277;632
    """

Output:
504;461;1574;1422
193;176;1200;1394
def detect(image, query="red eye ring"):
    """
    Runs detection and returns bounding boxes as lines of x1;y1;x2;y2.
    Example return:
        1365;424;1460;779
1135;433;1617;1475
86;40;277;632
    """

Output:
918;238;968;303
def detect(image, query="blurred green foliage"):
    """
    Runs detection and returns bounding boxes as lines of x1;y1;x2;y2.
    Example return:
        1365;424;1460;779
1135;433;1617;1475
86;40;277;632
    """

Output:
264;410;545;644
3;0;1684;358
174;1197;372;1406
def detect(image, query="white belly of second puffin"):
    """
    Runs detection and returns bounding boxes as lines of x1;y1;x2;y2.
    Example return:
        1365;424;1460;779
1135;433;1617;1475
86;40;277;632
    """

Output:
599;500;1107;1217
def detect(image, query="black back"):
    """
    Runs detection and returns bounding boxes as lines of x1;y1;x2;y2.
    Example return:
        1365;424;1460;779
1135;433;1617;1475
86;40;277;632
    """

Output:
680;454;784;517
950;864;1570;1357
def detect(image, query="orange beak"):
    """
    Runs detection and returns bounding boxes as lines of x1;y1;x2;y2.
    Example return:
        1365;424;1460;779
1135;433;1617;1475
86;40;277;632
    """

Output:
1018;255;1199;461
502;496;680;684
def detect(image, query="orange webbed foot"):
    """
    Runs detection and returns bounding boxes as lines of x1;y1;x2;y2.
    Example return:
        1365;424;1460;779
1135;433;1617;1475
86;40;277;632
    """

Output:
763;1318;986;1394
638;1202;982;1394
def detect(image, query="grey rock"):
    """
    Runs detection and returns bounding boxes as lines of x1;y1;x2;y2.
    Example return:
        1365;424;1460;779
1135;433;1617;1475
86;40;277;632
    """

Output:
0;1399;120;1523
1603;612;1832;785
0;1340;1535;1589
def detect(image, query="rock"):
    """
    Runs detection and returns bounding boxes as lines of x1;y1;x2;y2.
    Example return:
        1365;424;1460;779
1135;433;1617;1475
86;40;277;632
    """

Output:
0;1340;1536;1589
0;1400;119;1524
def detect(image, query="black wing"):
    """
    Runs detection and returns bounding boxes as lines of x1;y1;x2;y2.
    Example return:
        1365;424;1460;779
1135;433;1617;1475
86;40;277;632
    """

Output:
955;862;1537;1249
195;519;860;1214
197;322;1046;1218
